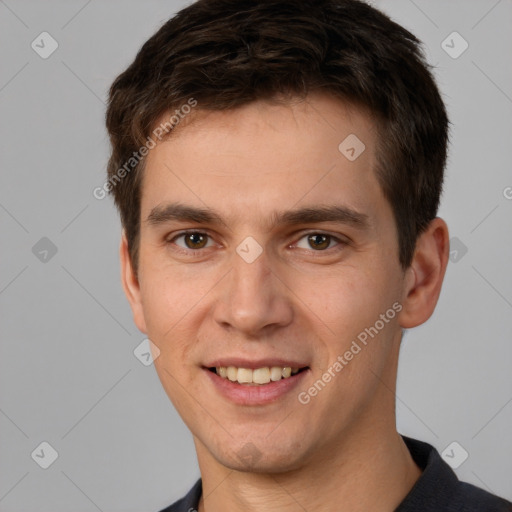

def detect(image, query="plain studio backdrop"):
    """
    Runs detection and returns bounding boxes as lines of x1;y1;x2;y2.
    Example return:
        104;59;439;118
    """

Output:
0;1;511;511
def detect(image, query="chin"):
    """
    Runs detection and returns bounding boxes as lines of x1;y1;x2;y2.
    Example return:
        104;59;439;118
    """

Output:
212;438;311;474
224;453;305;474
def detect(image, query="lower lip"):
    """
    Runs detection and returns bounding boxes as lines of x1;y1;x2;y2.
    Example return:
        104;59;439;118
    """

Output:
203;368;309;405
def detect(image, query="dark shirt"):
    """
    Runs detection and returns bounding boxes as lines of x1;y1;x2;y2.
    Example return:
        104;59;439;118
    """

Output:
158;436;512;511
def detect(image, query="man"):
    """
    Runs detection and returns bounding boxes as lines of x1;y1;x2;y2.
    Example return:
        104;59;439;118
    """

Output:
104;0;512;510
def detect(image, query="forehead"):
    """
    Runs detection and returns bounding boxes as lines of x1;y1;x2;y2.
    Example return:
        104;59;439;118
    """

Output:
140;94;385;225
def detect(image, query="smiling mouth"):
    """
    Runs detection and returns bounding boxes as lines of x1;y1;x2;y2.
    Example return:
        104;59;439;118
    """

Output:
209;366;309;385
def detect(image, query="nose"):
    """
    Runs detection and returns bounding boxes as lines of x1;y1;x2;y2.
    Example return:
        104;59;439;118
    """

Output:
212;248;294;337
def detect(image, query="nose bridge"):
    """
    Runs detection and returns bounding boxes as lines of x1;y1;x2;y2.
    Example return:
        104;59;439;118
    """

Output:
232;249;270;301
213;245;293;334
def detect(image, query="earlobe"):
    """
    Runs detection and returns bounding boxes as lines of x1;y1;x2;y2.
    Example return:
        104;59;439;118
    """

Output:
120;232;147;334
398;218;449;329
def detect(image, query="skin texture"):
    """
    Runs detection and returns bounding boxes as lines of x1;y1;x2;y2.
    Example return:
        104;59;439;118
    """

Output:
120;93;449;511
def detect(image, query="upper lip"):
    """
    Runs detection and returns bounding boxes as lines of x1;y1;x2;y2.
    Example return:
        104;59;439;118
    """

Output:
204;358;309;369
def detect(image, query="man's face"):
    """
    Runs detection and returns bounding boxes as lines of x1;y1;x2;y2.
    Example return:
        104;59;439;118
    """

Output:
125;94;410;472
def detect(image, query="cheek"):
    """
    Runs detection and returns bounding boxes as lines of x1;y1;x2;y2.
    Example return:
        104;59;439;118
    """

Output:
138;269;190;351
295;265;401;355
301;266;383;321
141;273;203;405
137;254;223;366
139;244;209;325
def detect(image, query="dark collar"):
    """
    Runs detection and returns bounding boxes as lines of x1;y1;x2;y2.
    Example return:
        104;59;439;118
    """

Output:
395;435;459;510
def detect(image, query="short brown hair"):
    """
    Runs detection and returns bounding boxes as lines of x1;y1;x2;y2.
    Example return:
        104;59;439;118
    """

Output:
105;0;449;276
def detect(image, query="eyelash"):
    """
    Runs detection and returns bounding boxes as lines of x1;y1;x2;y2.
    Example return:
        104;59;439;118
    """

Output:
166;230;349;255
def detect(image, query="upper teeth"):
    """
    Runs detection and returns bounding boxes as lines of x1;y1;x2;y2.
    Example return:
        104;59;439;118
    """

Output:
216;366;300;384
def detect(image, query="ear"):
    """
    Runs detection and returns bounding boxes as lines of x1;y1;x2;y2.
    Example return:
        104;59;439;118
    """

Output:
120;231;147;334
399;217;449;329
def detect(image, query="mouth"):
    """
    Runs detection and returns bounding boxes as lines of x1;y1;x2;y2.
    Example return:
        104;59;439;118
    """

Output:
208;365;308;385
203;362;310;405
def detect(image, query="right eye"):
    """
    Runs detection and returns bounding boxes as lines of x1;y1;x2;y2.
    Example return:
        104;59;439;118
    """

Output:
170;231;213;250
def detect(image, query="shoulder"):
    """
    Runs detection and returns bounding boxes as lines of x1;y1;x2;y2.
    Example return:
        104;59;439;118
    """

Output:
398;436;512;512
157;479;202;512
448;480;512;512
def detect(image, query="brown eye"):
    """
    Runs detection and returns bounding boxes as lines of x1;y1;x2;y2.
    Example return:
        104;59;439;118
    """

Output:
171;232;211;250
183;232;208;249
307;234;331;250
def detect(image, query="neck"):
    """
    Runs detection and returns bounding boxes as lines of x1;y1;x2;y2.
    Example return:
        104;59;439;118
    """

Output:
195;421;421;512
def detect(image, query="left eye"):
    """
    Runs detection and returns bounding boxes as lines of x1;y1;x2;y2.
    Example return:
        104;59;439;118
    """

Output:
295;233;339;251
173;232;213;250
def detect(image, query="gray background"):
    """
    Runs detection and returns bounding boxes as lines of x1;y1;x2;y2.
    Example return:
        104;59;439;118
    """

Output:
0;1;511;510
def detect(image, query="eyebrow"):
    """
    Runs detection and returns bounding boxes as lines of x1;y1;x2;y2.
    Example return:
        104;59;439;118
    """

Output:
145;202;370;230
